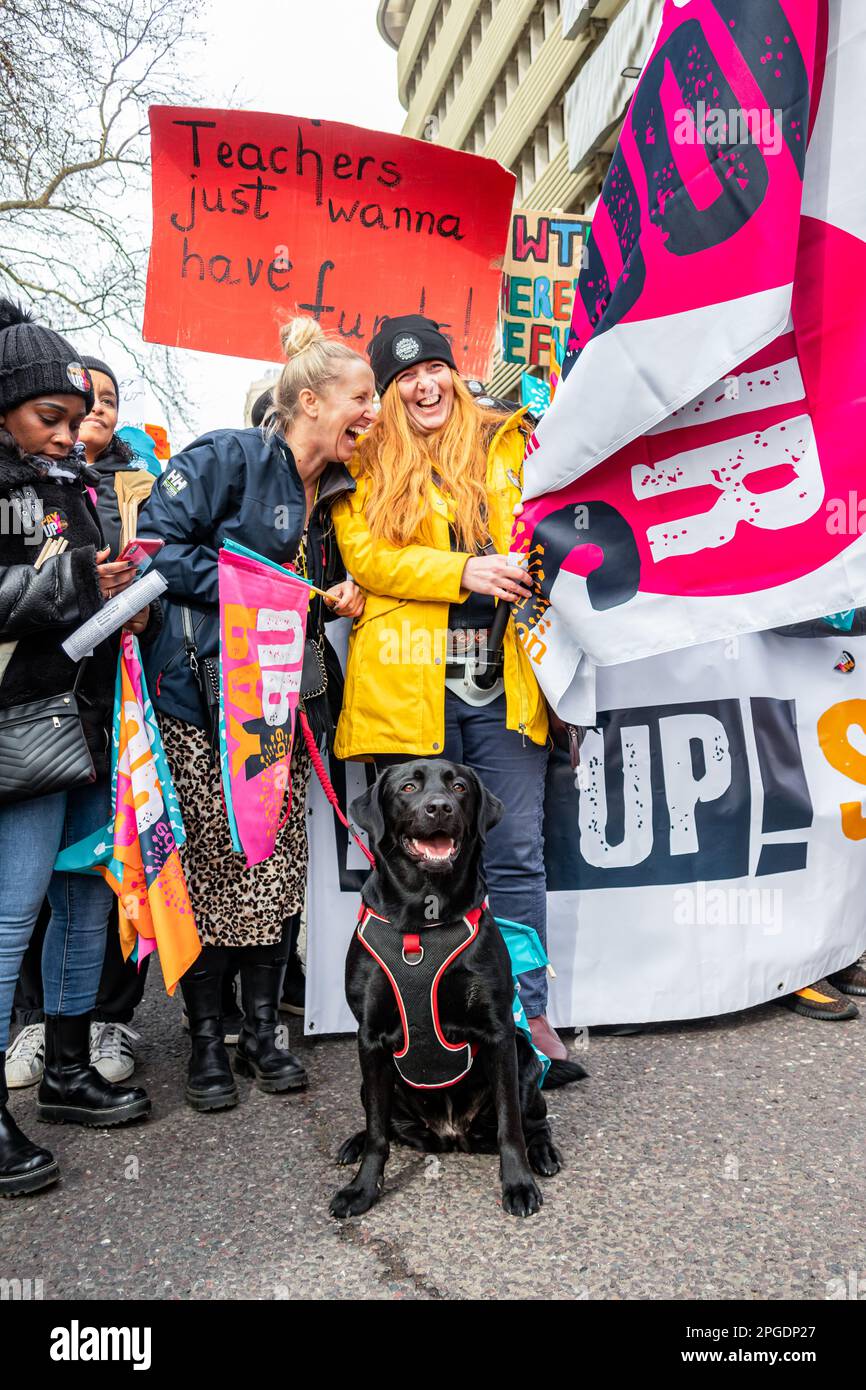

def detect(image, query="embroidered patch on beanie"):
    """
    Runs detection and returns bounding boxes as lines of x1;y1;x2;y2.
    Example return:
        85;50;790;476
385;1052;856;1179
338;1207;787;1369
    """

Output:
393;334;421;363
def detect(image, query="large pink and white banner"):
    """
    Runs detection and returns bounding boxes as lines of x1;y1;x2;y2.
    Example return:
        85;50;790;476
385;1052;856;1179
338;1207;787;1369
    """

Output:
516;0;866;717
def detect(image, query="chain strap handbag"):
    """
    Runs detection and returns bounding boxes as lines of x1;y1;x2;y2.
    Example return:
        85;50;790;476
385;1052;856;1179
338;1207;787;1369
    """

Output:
0;661;96;805
294;513;336;745
180;605;221;759
300;632;327;702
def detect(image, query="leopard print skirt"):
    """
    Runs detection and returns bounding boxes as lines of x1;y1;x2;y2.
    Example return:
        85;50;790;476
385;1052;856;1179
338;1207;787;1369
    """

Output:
160;714;311;948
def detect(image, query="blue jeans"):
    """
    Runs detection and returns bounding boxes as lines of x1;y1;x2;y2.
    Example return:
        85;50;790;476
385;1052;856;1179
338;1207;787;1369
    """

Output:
0;780;113;1052
378;692;550;1015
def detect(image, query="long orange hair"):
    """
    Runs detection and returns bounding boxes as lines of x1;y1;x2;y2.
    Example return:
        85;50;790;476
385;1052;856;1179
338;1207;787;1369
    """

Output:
355;371;505;550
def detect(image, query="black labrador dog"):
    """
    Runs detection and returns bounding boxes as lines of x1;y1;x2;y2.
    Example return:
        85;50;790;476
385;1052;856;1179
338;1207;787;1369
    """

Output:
330;759;584;1220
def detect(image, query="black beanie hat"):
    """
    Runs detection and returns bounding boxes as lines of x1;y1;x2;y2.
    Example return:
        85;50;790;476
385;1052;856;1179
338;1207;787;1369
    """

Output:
80;355;119;405
0;299;94;414
368;315;457;396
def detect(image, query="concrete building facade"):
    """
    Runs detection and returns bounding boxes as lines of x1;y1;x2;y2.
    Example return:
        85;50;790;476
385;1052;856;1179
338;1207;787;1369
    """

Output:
376;0;663;394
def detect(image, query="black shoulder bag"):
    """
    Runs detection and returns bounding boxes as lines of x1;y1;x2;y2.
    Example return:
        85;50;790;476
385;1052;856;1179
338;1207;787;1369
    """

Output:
0;661;96;805
0;481;97;804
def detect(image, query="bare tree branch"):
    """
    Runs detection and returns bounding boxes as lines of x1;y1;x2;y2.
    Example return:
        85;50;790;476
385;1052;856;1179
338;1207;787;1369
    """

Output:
0;0;204;426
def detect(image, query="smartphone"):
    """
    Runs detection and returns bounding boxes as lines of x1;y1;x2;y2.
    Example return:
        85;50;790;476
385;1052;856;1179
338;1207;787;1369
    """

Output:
116;537;165;573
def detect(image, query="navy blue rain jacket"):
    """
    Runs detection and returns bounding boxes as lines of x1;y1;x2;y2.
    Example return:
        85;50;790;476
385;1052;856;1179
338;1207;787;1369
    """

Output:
138;427;354;727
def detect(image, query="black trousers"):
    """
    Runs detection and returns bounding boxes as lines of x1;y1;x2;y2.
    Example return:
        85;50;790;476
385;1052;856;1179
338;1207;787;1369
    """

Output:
16;909;302;1024
211;912;300;991
13;899;150;1026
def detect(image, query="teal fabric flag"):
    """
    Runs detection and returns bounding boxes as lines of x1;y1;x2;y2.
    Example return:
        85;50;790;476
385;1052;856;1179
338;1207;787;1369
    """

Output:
520;373;550;417
495;916;551;1085
221;536;318;585
824;609;856;631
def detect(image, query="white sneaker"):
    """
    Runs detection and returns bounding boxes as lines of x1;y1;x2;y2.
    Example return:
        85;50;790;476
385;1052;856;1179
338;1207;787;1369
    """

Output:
5;1023;46;1088
89;1021;139;1082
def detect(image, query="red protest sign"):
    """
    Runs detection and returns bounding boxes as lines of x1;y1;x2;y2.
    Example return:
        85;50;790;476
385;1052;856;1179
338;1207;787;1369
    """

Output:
143;107;516;377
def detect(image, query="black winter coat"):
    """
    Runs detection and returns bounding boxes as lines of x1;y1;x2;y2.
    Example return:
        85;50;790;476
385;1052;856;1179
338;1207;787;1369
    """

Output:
138;427;355;727
0;431;114;773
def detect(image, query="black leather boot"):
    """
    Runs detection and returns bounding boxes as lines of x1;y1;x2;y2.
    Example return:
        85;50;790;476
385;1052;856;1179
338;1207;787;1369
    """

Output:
235;961;307;1093
181;960;239;1112
0;1055;59;1197
37;1014;151;1127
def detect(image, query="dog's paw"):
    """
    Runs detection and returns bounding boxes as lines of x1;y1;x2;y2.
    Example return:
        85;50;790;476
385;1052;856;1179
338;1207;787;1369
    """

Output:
329;1183;379;1219
527;1137;562;1177
336;1131;367;1166
501;1176;543;1218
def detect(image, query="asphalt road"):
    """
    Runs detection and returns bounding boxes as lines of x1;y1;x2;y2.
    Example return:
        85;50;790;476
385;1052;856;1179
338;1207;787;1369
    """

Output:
2;985;864;1301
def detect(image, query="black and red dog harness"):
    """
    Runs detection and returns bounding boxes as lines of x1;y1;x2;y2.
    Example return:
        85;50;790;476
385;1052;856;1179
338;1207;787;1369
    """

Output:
356;903;484;1089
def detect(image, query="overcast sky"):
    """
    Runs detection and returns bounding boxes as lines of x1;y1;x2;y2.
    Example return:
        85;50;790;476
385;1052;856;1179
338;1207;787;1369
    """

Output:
117;0;405;446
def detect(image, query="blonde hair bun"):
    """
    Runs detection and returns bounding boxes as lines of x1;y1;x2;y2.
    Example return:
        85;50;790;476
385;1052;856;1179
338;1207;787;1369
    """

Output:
279;316;327;360
265;316;367;437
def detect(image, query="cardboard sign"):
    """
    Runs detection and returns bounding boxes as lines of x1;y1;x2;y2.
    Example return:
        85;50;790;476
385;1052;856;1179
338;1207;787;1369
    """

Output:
143;107;516;377
501;210;590;368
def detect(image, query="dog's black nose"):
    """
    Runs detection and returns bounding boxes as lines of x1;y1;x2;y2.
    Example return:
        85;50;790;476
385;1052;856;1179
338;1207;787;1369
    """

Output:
423;797;453;819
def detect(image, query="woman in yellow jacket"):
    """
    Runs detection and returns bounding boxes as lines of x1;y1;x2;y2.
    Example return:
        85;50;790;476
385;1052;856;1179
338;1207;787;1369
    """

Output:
332;315;565;1059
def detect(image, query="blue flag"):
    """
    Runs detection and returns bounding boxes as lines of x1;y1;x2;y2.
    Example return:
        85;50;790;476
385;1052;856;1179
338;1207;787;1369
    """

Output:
520;372;550;417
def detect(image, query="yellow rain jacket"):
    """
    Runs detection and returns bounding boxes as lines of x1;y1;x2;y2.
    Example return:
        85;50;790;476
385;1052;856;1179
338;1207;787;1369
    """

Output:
332;408;548;759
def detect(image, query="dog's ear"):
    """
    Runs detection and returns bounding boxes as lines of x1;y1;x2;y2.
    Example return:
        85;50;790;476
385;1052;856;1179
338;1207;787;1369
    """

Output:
462;767;504;841
349;772;389;850
480;785;505;838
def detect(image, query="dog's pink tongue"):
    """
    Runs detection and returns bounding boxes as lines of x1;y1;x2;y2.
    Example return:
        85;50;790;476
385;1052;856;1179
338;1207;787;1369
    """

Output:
413;834;453;858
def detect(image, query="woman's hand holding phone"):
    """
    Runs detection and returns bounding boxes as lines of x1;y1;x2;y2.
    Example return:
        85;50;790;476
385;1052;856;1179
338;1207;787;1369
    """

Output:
95;547;137;600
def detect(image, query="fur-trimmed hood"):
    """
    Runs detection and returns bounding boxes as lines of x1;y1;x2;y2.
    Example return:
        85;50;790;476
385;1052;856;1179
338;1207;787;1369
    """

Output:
0;427;99;493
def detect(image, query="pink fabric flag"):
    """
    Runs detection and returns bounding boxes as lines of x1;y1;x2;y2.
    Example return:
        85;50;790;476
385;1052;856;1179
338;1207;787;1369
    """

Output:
218;544;311;867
